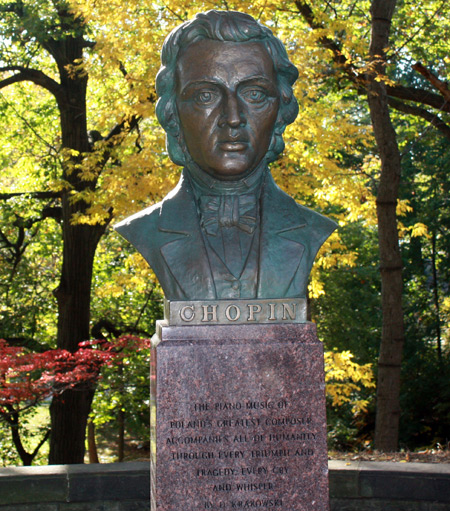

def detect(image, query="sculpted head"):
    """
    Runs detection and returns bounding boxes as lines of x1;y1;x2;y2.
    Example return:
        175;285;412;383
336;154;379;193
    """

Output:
155;10;299;180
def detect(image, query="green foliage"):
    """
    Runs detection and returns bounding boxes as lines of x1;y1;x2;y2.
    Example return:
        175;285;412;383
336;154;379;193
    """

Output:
400;342;450;448
0;421;18;466
0;198;61;349
90;335;157;459
0;406;50;467
313;222;381;363
326;403;373;452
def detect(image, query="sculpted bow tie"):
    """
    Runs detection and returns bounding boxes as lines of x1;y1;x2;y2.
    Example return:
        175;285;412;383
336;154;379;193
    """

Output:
199;194;257;236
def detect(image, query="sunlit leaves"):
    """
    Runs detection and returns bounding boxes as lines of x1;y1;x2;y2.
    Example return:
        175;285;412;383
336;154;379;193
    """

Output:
325;350;375;414
0;338;112;412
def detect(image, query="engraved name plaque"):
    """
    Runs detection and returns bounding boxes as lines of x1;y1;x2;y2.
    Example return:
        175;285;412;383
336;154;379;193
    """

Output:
165;299;307;326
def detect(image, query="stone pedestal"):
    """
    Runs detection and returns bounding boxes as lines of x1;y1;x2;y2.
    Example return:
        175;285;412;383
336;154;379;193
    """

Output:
150;323;329;511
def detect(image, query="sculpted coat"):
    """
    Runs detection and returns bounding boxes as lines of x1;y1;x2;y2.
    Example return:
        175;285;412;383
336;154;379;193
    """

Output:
115;170;336;301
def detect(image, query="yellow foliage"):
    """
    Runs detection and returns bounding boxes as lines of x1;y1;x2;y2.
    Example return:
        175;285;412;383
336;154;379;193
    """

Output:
324;351;375;414
410;222;429;238
399;221;430;240
94;249;157;301
396;199;413;216
2;0;389;300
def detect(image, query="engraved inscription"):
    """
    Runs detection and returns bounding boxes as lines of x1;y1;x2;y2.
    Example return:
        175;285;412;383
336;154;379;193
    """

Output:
164;399;319;509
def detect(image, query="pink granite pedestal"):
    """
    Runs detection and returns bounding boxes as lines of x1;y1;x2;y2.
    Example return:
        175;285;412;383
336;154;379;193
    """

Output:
150;323;329;511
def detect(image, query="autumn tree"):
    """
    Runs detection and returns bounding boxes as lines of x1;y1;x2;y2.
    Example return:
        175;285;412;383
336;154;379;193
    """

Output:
0;338;115;465
0;0;387;461
2;0;447;462
292;0;450;450
0;0;153;463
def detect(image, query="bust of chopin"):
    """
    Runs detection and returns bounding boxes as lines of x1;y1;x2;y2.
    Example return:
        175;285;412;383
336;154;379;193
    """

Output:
115;10;337;301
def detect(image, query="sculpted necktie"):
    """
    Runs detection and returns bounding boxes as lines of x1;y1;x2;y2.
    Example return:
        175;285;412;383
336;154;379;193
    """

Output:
199;194;257;236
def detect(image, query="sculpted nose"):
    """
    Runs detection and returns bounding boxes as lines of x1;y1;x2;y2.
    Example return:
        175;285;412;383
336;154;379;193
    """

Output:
220;94;245;128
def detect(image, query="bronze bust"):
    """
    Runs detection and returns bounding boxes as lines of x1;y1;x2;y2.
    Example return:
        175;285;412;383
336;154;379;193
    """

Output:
115;10;337;301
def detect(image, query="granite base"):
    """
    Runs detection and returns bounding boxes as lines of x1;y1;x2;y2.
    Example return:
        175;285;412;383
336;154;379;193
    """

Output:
150;323;329;511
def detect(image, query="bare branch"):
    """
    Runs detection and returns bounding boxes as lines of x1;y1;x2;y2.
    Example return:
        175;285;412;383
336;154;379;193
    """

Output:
412;62;450;103
160;3;189;21
0;73;25;89
82;39;96;49
30;429;51;459
104;114;141;143
0;191;60;200
1;337;51;353
133;288;154;330
0;66;61;99
386;84;450;114
388;98;450;143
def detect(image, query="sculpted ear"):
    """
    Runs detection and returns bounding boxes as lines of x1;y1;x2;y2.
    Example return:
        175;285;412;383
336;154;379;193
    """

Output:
156;95;187;167
159;98;180;136
166;132;187;167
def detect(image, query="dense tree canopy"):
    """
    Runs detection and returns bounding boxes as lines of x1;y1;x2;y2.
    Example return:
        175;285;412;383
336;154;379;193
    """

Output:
1;0;449;463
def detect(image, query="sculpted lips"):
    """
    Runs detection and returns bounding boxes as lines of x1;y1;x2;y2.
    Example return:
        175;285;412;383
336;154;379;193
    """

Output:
219;141;248;151
219;133;249;151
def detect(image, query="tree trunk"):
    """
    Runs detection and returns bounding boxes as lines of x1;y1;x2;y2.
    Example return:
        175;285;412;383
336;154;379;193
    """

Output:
49;219;104;464
48;34;106;464
431;231;442;360
367;0;405;451
6;408;33;466
49;172;106;464
87;419;100;464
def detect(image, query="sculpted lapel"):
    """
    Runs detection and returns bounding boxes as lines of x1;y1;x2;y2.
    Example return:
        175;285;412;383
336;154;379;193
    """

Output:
260;174;337;298
258;174;306;298
158;174;216;299
159;172;311;300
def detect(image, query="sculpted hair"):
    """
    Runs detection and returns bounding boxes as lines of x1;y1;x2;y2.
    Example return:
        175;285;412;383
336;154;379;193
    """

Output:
155;10;299;167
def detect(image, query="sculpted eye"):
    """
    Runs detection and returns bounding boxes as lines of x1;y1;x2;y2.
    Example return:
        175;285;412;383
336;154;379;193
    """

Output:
194;90;217;105
241;89;267;104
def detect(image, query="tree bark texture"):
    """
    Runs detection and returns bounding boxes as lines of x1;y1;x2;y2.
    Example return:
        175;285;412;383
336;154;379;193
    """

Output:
46;33;106;465
87;419;100;464
368;0;405;451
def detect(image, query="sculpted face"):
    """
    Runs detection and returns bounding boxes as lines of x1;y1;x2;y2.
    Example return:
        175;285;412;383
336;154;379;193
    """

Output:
175;40;280;180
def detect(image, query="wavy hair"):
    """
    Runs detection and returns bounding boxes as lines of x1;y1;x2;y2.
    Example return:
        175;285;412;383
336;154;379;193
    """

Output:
155;10;299;167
